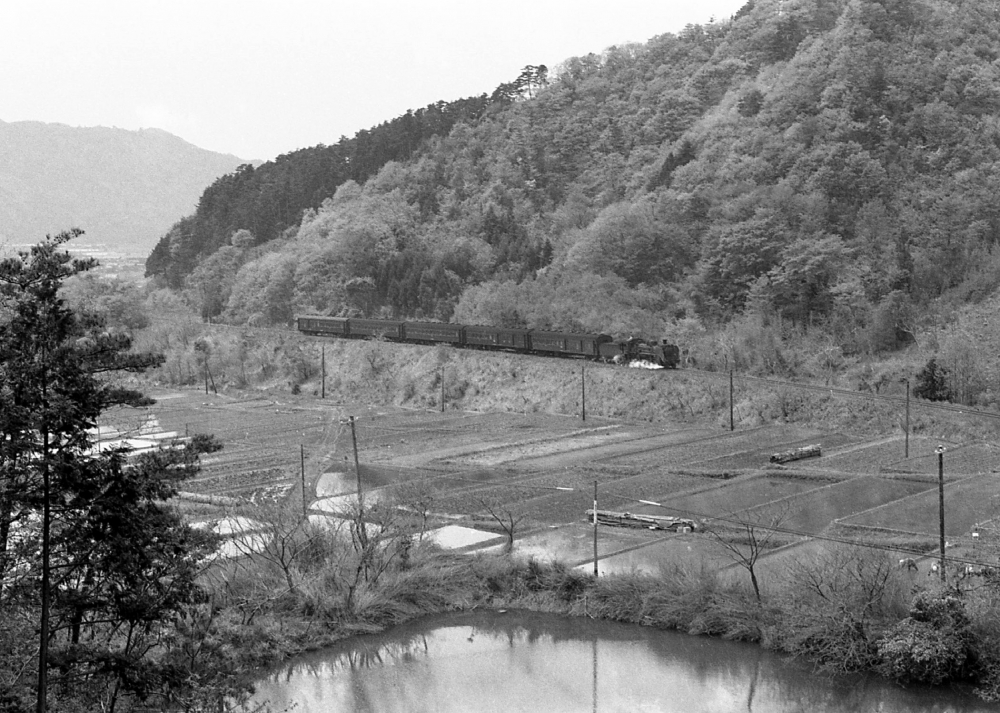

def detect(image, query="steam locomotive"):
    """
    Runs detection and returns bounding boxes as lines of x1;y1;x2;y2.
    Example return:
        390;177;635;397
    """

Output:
296;315;680;368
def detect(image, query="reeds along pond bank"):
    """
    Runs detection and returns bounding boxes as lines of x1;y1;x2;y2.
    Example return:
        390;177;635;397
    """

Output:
192;529;1000;709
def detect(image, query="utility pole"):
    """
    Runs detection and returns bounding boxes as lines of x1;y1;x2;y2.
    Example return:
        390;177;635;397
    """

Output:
581;364;586;422
905;379;910;458
344;415;367;550
593;480;599;576
347;416;362;507
321;345;326;399
729;370;734;432
937;445;946;581
441;366;445;413
300;444;307;517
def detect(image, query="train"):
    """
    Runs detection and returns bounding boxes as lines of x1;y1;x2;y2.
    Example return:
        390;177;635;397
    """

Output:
296;315;681;368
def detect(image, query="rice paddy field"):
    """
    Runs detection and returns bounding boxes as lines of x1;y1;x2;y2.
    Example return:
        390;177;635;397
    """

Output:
819;436;1000;476
750;476;937;534
840;473;1000;537
114;386;1000;574
632;473;836;520
607;424;852;470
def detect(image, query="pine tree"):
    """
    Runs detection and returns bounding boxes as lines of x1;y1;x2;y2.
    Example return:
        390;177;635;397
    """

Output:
914;358;952;402
0;231;221;712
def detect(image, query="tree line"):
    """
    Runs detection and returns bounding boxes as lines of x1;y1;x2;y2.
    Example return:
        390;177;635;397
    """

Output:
145;81;535;289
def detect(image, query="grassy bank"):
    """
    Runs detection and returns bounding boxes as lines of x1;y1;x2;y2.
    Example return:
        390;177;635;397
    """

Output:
196;524;1000;710
138;323;1000;443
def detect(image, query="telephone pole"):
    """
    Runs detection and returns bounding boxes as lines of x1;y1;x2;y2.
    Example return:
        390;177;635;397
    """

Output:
937;445;946;581
345;416;362;507
300;444;307;517
729;370;734;431
593;480;599;576
905;379;910;458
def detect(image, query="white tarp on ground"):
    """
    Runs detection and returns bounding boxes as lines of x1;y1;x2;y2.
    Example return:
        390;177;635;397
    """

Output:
84;416;183;458
315;471;353;497
192;516;266;536
87;416;179;442
193;516;271;559
312;491;382;513
426;525;504;550
85;438;163;456
211;534;271;560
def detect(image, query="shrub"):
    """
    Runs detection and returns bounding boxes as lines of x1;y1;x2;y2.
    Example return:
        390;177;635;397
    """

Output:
779;545;907;672
523;559;591;601
878;619;971;685
877;594;974;685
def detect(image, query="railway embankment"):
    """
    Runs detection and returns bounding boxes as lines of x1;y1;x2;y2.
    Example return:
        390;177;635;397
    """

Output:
142;327;1000;444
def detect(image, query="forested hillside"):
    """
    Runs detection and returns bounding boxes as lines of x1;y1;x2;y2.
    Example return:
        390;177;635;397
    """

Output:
147;0;1000;357
144;93;498;287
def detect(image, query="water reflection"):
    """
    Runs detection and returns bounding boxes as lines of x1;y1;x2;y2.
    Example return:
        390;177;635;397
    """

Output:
251;611;999;713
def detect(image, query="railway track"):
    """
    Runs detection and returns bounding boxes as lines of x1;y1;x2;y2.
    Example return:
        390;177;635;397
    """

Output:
681;366;1000;423
155;318;1000;427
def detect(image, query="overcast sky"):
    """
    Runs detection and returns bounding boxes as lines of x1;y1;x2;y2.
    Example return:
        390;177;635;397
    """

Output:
2;1;750;161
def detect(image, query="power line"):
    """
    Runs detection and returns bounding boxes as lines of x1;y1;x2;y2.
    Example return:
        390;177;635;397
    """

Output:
622;494;999;570
148;317;1000;427
349;462;999;571
136;319;1000;569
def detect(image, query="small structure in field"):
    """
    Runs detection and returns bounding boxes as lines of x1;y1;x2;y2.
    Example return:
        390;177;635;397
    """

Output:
586;509;697;532
770;444;822;464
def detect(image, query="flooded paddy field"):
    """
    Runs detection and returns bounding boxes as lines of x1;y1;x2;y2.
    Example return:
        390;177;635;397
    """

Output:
603;424;843;470
125;387;1000;574
630;472;836;520
773;476;936;534
840;472;1000;537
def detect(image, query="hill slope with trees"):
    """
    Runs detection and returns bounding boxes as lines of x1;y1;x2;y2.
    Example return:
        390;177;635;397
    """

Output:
144;94;497;287
147;0;1000;370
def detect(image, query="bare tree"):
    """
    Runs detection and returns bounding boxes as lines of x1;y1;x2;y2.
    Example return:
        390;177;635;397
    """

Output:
338;499;409;611
479;498;527;554
227;501;325;596
393;480;437;543
707;502;790;601
782;543;906;672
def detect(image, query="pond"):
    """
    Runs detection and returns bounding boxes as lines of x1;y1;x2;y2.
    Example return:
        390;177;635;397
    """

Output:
251;610;999;713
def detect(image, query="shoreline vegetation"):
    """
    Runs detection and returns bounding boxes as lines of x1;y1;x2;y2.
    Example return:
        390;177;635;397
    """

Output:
204;530;1000;710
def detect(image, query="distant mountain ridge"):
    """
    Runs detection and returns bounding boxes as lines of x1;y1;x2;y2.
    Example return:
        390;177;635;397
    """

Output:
0;120;250;255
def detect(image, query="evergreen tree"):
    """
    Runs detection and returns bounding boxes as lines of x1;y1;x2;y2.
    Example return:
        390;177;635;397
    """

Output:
914;358;952;402
0;231;221;712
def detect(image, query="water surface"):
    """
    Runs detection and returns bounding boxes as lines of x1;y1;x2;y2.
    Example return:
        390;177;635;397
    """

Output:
252;610;999;713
